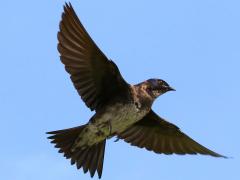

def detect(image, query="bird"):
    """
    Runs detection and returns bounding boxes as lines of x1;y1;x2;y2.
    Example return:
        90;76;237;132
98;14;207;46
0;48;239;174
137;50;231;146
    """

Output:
47;2;226;179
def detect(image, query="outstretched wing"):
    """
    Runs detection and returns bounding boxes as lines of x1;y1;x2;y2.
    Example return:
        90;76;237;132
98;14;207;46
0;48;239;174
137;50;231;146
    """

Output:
118;110;226;158
58;3;130;111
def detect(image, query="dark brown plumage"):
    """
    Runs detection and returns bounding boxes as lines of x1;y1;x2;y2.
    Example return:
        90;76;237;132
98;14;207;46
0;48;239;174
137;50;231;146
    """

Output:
47;2;226;179
118;110;224;157
48;126;105;178
58;3;129;111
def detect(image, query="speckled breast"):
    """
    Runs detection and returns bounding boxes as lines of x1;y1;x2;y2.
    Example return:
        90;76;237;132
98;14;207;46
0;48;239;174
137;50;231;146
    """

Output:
74;102;150;148
106;102;150;134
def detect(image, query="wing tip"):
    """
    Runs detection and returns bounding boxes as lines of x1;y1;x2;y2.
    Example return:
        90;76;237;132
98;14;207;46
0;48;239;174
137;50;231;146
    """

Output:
64;2;72;9
62;2;74;20
212;153;229;159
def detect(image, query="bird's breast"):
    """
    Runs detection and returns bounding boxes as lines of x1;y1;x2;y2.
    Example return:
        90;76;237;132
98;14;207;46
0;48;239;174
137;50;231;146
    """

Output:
76;102;150;147
94;102;150;135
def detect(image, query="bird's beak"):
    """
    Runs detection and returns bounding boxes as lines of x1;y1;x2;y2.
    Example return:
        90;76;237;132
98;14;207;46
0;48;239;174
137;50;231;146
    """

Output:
168;87;176;91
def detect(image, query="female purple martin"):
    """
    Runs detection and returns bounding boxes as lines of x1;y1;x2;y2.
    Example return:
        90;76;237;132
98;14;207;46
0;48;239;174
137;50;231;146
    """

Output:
47;3;226;178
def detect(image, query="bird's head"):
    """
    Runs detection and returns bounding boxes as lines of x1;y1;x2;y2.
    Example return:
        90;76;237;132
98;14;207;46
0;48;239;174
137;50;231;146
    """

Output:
145;78;175;98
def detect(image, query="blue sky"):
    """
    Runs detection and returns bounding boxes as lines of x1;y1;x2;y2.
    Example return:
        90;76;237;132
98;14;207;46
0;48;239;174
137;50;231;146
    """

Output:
0;0;239;179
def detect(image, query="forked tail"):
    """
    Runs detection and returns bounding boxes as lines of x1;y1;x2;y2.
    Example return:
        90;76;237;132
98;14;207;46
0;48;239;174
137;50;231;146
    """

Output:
47;125;106;178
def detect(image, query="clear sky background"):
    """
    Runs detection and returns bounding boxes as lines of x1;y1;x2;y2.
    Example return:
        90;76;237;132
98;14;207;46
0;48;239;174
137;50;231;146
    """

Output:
0;0;239;179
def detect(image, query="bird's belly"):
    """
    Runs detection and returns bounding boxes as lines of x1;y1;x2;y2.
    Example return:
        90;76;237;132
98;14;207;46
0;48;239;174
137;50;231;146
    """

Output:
109;103;149;133
79;103;149;147
94;103;149;136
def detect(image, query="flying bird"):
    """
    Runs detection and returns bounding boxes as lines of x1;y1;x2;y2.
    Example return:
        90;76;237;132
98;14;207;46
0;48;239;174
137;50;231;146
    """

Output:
47;2;226;178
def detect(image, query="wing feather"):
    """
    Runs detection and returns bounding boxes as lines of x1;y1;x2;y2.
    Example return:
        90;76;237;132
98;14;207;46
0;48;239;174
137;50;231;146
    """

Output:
58;3;130;111
118;110;226;158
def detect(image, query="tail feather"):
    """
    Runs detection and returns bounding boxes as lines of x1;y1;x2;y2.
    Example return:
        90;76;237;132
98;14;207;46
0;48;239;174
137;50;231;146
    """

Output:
47;126;106;178
97;141;106;178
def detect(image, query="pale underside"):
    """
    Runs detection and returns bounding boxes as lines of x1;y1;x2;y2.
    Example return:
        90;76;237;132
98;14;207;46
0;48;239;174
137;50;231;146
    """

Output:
72;102;150;150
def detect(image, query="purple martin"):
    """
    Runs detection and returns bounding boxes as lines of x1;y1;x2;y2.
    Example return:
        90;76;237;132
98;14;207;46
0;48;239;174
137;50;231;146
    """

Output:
47;2;226;178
